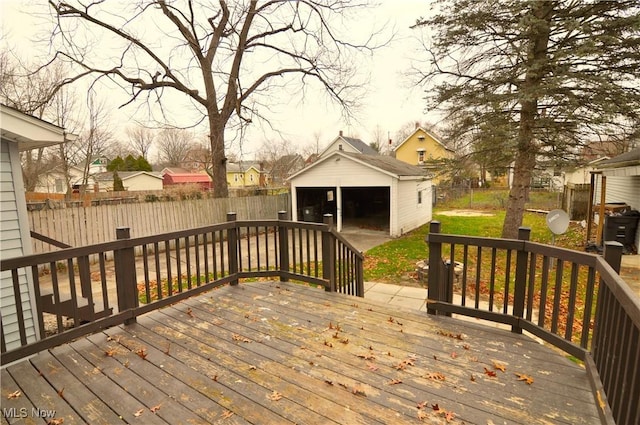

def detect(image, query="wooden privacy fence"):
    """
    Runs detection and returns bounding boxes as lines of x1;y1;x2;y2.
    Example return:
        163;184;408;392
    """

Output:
426;221;639;425
1;212;364;365
28;194;290;253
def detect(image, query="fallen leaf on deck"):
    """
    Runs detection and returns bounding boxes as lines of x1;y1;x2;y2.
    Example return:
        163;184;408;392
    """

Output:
417;400;428;409
104;347;117;357
150;404;161;413
136;348;148;360
445;411;456;422
221;410;234;419
324;340;333;348
515;372;534;385
366;363;379;371
46;419;64;425
425;372;446;381
492;361;506;372
387;379;403;385
185;307;194;317
463;344;470;350
340;338;349;344
431;403;440;411
356;353;375;360
57;387;65;399
267;391;282;401
484;367;497;377
134;409;144;417
417;410;428;420
451;352;458;359
232;334;251;343
352;386;367;397
249;365;257;370
470;374;476;382
7;390;21;399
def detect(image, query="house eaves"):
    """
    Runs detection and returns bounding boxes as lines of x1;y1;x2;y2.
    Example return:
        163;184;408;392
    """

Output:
288;151;428;181
1;104;77;151
393;126;454;154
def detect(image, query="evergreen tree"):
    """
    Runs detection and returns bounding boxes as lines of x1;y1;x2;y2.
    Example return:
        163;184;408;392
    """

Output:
113;171;125;191
415;0;640;237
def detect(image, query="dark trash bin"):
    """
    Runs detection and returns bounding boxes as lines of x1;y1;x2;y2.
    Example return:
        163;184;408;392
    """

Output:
604;211;640;254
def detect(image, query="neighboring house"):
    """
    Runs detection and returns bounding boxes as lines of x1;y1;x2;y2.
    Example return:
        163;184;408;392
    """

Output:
33;164;85;194
162;171;212;190
268;154;305;186
0;104;73;352
226;162;267;187
565;157;610;185
318;131;378;158
289;151;432;237
393;125;455;184
92;171;163;192
593;147;640;250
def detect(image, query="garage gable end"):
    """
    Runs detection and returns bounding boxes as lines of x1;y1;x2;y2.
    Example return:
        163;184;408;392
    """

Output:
290;153;396;187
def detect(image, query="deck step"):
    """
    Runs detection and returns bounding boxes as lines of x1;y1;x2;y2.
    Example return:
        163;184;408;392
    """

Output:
40;292;112;322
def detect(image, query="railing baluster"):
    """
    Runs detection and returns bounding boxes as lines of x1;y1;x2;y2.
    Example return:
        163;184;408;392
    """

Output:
475;246;481;310
31;265;45;339
461;245;468;306
10;270;27;345
565;263;579;341
489;248;497;311
538;256;550;327
185;236;192;290
142;245;151;303
255;226;261;271
99;253;110;312
203;233;210;282
503;249;512;315
165;240;172;297
526;253;536;321
175;238;183;292
581;266;596;349
51;262;63;332
67;258;80;327
154;242;162;300
195;234;201;287
551;259;564;334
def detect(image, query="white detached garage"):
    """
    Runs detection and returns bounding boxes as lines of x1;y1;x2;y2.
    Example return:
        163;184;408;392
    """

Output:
289;151;432;237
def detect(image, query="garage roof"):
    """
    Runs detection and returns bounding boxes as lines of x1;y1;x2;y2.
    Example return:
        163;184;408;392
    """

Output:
289;151;428;180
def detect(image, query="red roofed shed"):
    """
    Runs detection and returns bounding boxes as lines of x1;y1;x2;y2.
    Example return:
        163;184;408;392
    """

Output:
162;173;212;190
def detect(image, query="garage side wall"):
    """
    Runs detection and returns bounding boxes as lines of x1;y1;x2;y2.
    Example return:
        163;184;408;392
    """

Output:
396;179;433;236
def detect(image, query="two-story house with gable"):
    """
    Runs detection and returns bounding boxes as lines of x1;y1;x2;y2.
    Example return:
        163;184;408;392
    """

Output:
393;124;455;184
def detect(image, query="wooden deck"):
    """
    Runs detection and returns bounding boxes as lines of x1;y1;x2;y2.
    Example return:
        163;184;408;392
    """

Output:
2;281;601;424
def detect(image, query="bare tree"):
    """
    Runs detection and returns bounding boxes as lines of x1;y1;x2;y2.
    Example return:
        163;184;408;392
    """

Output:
126;125;155;159
77;93;114;193
156;128;193;167
48;0;384;197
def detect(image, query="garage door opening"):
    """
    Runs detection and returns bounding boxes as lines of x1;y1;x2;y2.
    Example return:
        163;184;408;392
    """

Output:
342;187;390;232
295;187;336;223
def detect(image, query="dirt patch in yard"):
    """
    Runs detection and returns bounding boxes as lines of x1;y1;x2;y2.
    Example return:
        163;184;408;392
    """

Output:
437;210;496;217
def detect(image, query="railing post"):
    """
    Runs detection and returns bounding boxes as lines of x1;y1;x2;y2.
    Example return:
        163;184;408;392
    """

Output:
278;211;289;282
426;221;442;315
322;214;336;292
226;212;239;286
512;226;531;334
114;227;138;324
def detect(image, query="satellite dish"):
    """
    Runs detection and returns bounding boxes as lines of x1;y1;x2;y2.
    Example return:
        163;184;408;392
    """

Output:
546;209;570;235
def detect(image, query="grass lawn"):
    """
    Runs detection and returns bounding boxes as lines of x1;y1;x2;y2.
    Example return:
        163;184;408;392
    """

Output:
364;189;586;284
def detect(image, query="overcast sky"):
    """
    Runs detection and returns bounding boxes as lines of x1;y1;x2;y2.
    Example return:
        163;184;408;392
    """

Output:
1;0;434;160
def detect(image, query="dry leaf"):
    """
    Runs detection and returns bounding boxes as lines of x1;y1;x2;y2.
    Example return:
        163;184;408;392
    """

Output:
463;344;470;350
387;378;402;385
451;352;458;359
445;411;456;422
186;307;194;317
221;410;234;419
351;386;367;397
324;340;333;348
515;372;534;385
425;372;446;381
57;387;65;398
232;334;251;343
470;374;476;382
150;404;161;413
431;403;440;411
104;347;117;357
366;363;379;372
356;353;375;360
7;390;21;399
249;365;257;371
492;361;506;372
136;348;148;360
417;410;428;421
46;419;64;425
267;391;282;401
484;367;497;377
134;409;144;417
416;401;428;409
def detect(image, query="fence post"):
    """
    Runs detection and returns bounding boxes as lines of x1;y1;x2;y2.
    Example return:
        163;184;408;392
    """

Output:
512;226;531;334
426;221;442;315
278;211;289;282
226;212;239;286
114;227;138;324
322;214;336;292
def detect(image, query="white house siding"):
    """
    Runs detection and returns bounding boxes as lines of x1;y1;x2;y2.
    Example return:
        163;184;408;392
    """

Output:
396;179;433;236
320;139;363;157
0;140;38;351
123;174;163;191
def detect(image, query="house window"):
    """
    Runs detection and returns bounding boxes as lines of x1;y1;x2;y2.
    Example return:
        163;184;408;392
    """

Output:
418;151;425;163
55;179;65;193
250;174;254;182
234;174;239;182
418;190;423;204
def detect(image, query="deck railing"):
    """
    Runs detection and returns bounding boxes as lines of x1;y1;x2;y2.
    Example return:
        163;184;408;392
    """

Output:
0;212;363;366
426;221;640;425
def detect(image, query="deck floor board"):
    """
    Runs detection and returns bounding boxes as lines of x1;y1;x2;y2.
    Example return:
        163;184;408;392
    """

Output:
2;281;601;424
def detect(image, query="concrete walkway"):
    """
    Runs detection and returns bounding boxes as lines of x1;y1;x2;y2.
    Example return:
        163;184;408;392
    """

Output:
364;282;428;311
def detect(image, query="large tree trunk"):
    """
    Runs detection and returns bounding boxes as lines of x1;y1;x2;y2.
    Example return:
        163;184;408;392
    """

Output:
208;114;229;198
501;0;553;239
